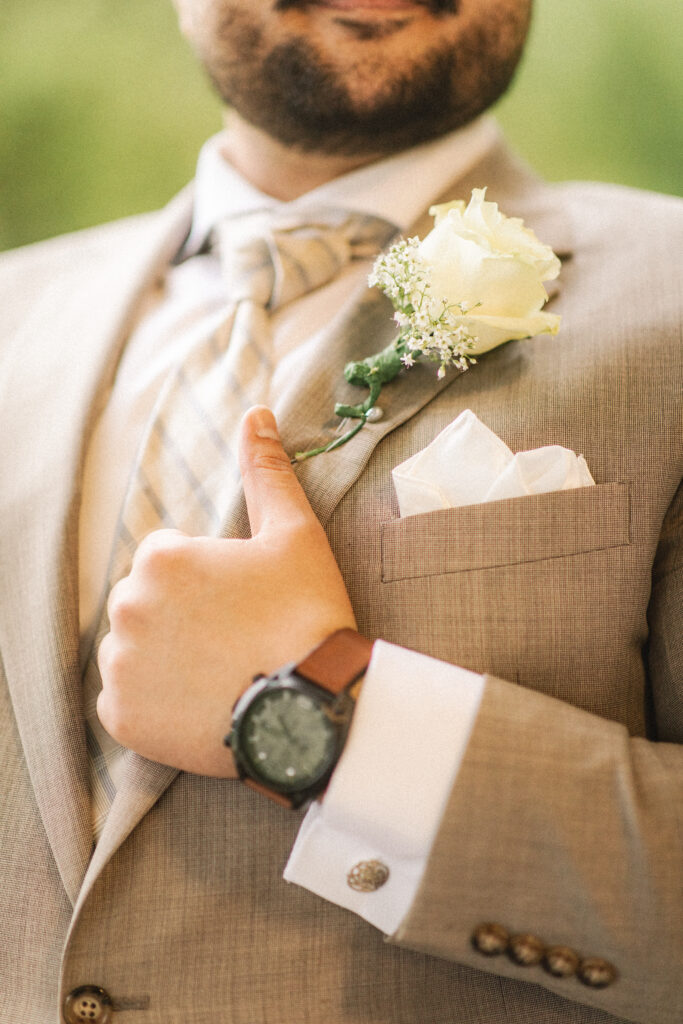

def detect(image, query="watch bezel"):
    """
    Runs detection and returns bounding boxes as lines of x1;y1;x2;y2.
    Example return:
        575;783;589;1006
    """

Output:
226;669;355;805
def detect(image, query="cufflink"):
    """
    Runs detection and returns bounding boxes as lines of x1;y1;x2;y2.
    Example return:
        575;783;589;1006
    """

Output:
347;860;390;892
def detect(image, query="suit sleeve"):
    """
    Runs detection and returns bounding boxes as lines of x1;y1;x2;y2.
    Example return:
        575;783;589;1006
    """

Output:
391;479;683;1024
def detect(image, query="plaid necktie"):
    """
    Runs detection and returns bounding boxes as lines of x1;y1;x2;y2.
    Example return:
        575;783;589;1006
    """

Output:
83;207;397;839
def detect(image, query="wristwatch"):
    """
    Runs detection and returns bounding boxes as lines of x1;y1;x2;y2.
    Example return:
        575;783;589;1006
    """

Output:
224;628;373;808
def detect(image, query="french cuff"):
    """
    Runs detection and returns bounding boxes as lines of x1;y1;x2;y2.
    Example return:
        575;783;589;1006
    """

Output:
283;640;484;934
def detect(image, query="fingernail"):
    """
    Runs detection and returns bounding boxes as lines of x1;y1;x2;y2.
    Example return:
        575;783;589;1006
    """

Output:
252;406;279;441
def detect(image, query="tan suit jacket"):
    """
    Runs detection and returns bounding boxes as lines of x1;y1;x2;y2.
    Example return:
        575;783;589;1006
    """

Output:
0;142;681;1024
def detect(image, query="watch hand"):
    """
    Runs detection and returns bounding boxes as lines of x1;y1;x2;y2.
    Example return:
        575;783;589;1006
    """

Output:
279;718;296;743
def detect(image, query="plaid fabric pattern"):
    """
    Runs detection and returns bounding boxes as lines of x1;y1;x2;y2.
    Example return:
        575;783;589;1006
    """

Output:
82;208;396;839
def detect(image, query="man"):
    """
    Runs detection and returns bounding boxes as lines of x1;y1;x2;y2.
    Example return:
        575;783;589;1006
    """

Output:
0;1;680;1022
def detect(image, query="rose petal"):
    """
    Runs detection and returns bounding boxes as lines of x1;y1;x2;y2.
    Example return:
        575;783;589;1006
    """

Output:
459;311;561;354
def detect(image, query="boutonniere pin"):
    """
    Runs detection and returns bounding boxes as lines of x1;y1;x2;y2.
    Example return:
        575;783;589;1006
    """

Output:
294;188;561;461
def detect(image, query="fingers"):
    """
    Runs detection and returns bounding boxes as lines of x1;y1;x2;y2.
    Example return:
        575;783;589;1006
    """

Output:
239;406;315;536
130;527;188;568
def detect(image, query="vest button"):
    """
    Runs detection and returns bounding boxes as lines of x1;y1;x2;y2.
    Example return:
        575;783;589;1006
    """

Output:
63;986;113;1024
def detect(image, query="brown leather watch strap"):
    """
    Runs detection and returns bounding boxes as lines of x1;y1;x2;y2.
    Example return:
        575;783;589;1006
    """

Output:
295;629;374;695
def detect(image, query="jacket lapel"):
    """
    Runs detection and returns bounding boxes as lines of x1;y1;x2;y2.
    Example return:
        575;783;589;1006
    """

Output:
279;287;465;527
276;140;574;530
0;189;193;903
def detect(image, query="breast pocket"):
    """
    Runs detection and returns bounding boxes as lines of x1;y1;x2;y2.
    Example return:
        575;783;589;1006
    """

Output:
380;481;631;582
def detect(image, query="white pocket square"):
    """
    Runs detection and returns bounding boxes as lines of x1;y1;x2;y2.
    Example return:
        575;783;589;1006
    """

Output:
392;409;595;518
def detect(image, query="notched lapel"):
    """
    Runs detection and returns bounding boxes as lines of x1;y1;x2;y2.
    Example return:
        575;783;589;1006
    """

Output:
0;188;193;902
273;142;574;530
72;753;179;917
275;285;465;528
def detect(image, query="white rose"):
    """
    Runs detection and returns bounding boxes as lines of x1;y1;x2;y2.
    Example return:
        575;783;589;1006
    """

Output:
420;188;561;354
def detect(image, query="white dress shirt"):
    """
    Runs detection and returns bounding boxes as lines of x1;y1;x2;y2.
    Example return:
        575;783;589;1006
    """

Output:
78;117;497;932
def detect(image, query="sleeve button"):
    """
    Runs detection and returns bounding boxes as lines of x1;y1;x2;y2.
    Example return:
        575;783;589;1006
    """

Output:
471;922;509;955
544;945;580;977
508;933;545;966
578;957;618;988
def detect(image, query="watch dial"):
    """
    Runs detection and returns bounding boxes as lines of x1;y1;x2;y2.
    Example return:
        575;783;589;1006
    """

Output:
242;688;337;791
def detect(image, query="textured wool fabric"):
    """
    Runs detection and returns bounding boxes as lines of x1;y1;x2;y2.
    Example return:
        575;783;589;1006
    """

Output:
0;142;681;1024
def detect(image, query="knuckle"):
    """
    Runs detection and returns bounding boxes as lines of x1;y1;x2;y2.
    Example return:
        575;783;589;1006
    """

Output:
288;513;325;543
96;643;137;747
106;585;135;630
135;529;189;576
249;451;292;475
286;518;316;545
96;633;112;677
97;638;129;686
96;690;129;746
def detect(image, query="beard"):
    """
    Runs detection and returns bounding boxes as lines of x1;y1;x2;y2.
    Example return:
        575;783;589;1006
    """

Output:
197;3;530;156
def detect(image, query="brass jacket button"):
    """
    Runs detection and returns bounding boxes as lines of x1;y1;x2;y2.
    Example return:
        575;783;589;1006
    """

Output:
578;957;618;988
63;986;113;1023
471;922;509;955
544;945;580;977
508;933;545;966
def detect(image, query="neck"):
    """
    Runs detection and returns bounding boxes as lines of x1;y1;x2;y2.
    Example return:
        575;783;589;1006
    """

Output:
220;111;381;200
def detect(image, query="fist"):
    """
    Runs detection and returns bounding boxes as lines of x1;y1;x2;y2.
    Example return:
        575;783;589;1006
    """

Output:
97;406;357;776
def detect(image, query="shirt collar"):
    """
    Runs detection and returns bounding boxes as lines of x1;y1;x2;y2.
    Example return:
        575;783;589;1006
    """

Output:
183;115;501;257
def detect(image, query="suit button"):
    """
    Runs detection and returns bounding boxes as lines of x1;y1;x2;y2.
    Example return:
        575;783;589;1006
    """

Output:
472;922;509;955
544;945;580;977
63;986;113;1023
509;933;545;966
578;957;618;988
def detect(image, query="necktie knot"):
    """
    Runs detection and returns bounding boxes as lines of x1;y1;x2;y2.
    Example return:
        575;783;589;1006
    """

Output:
214;208;397;311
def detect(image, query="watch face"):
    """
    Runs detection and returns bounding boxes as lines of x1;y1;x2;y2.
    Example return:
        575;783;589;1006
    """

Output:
240;686;338;793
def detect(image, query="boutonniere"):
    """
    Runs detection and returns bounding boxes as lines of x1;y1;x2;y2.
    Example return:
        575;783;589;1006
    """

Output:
294;189;561;462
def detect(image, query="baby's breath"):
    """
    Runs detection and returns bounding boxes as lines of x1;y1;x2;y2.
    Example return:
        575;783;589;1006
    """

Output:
295;238;478;461
369;241;479;379
367;237;427;313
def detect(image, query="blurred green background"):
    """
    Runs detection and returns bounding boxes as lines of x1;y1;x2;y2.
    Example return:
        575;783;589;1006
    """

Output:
1;0;681;252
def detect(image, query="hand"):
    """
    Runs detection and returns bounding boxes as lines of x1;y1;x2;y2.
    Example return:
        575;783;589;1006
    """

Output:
97;406;357;776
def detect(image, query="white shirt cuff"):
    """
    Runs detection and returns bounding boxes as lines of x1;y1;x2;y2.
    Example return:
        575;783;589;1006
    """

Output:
283;640;484;934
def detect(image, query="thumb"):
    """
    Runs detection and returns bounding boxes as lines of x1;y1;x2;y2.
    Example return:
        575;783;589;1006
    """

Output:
239;406;315;536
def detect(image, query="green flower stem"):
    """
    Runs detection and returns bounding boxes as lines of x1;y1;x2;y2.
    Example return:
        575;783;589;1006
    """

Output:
293;414;369;463
291;228;490;463
292;337;408;463
334;379;381;420
343;338;406;391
